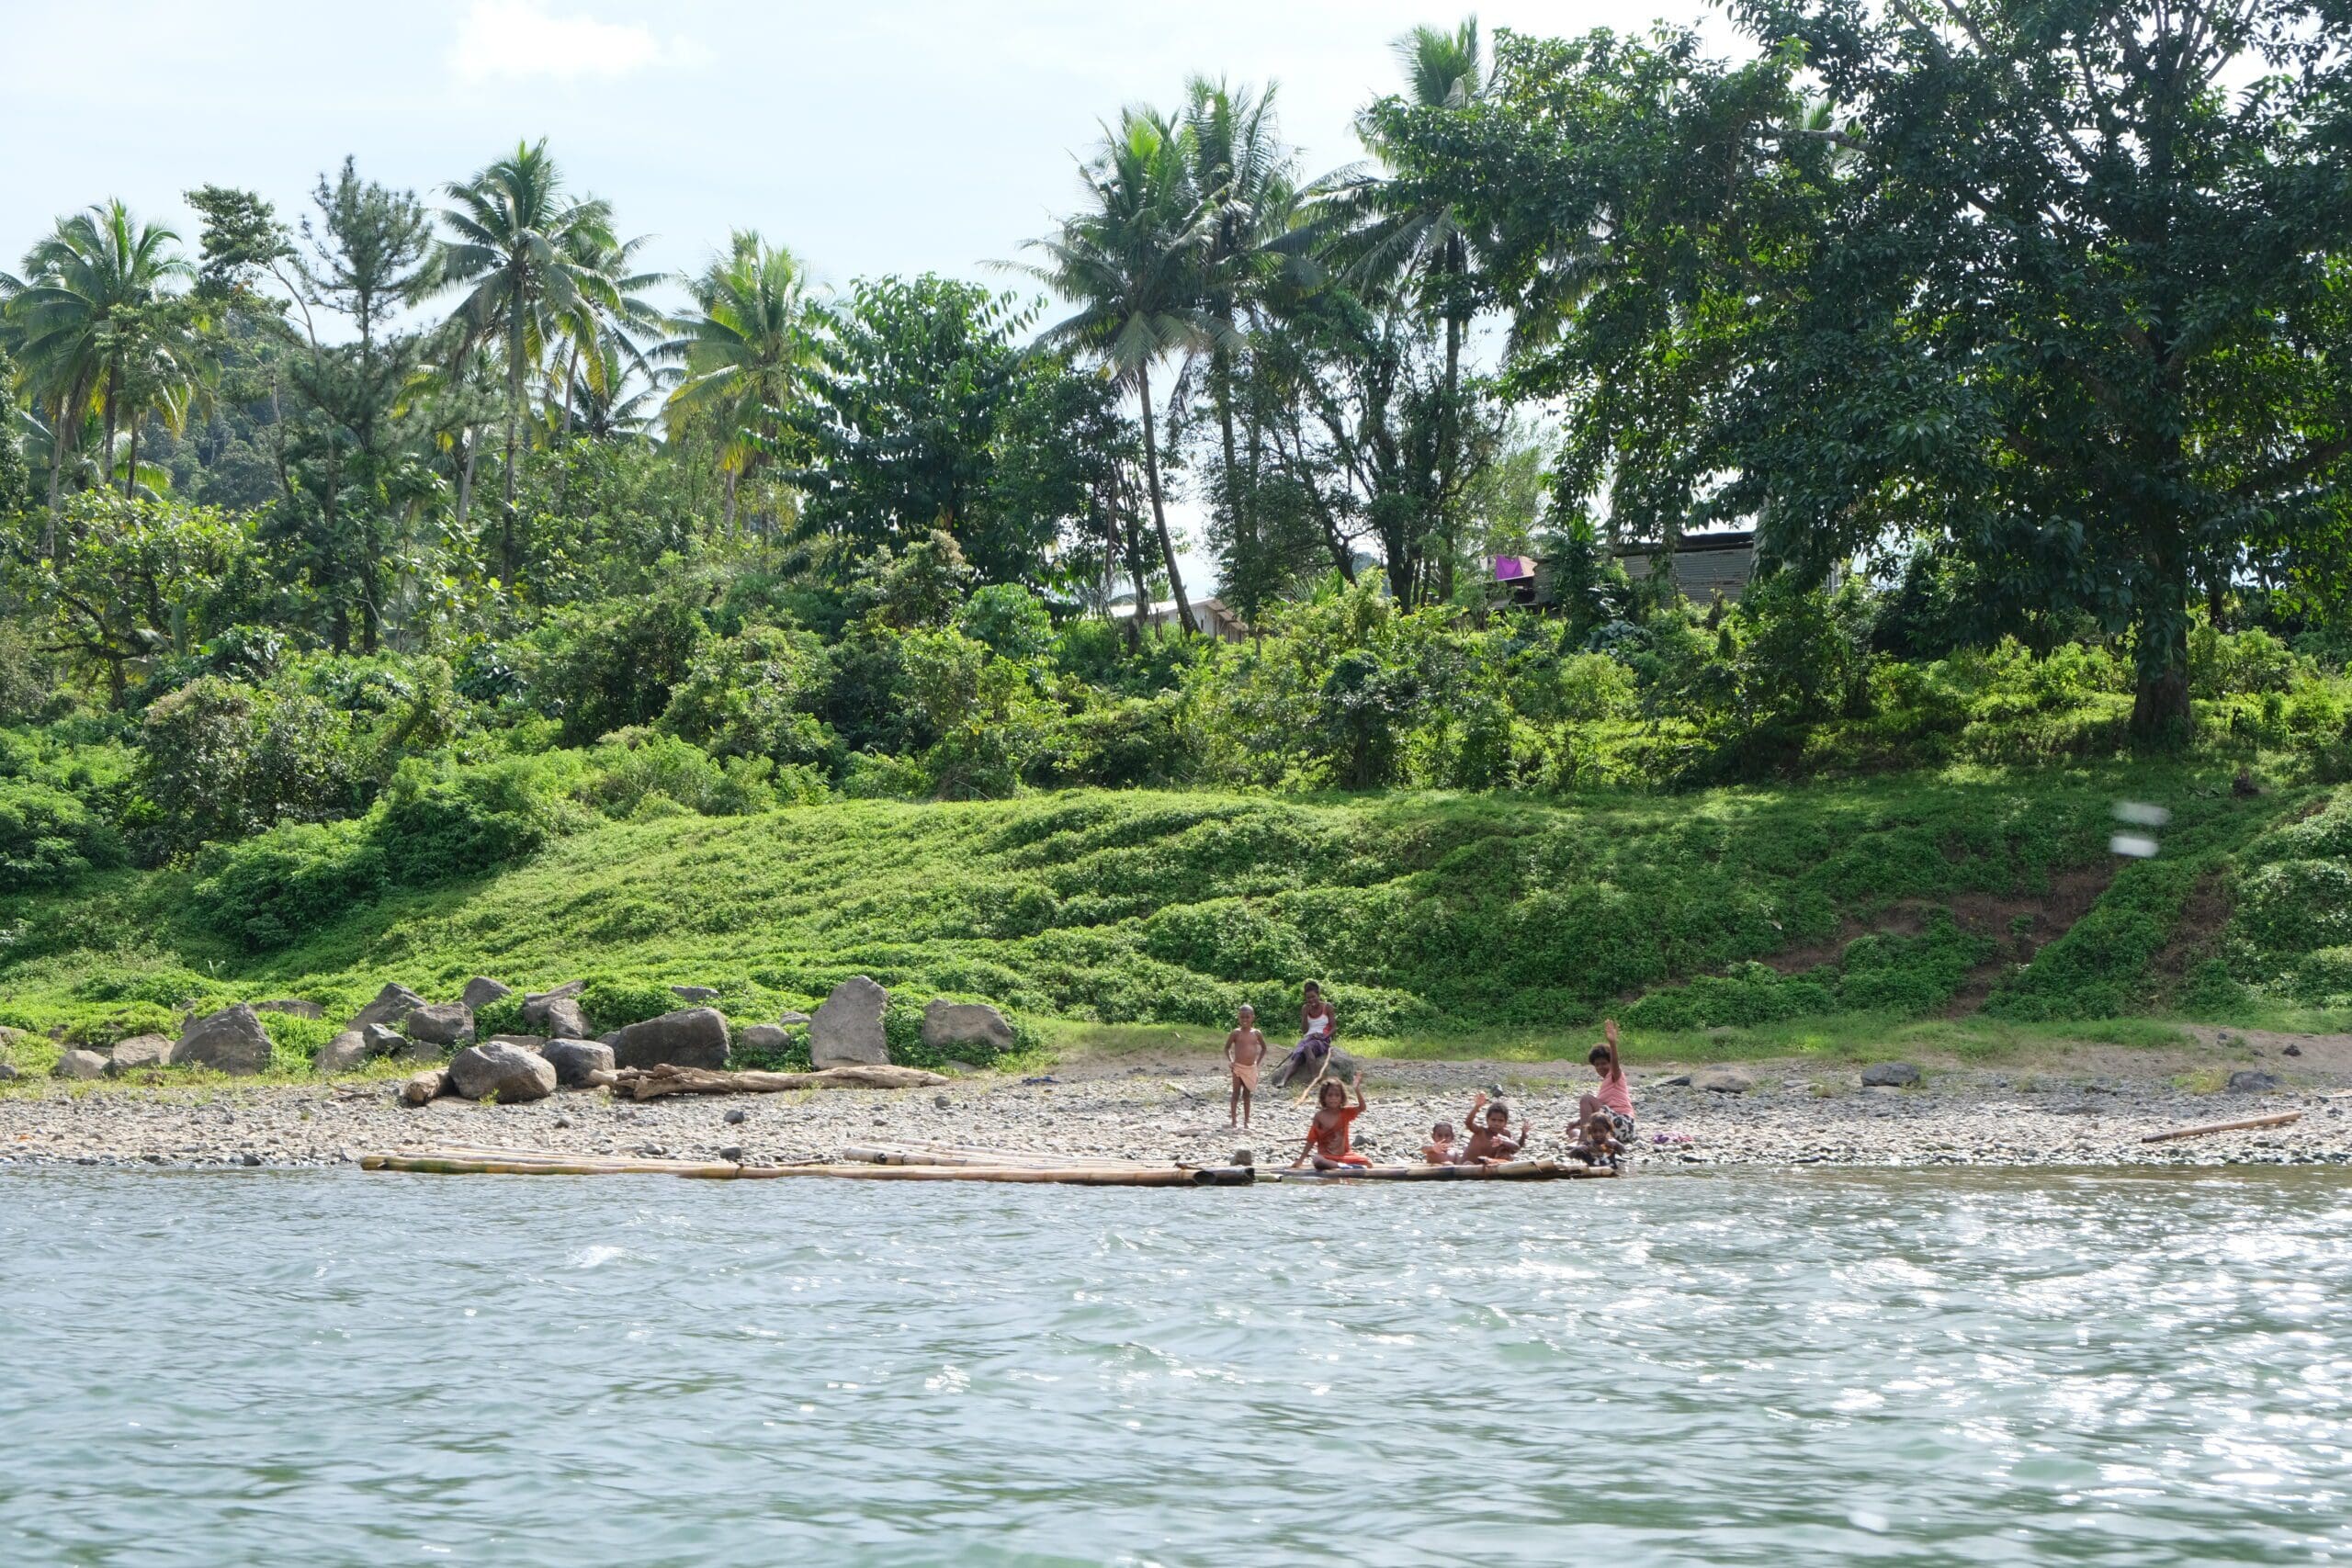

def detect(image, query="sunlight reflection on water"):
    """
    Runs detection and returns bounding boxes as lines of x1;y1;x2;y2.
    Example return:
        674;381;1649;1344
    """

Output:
3;1166;2349;1565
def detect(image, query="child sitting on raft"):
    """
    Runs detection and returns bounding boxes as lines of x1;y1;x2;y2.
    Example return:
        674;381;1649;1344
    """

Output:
1462;1091;1527;1163
1224;1005;1268;1130
1294;1073;1370;1170
1576;1018;1636;1156
1421;1121;1460;1165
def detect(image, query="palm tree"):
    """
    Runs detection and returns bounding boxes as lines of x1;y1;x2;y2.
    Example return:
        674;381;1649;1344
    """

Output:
1182;77;1305;612
436;140;622;581
6;201;195;543
549;228;665;437
656;231;822;536
1329;17;1490;598
1018;108;1232;637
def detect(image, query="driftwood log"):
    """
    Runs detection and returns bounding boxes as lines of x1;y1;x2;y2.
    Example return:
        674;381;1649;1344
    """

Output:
588;1063;948;1100
361;1149;1252;1185
2139;1110;2303;1144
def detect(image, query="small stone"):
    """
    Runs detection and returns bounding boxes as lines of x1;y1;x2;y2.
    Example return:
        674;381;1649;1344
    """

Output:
671;985;720;1003
1657;1074;1692;1088
53;1048;109;1081
1860;1061;1922;1089
460;977;513;1012
1230;1148;1254;1167
739;1023;792;1053
553;1116;572;1129
2283;1043;2302;1057
241;1151;263;1168
2227;1070;2284;1094
718;1145;744;1163
775;1010;812;1026
1690;1066;1758;1095
723;1108;748;1125
933;1093;952;1109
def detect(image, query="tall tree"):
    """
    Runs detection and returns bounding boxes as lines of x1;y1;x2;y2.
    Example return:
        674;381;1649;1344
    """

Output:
437;141;622;582
659;231;822;535
1021;109;1230;636
6;201;196;545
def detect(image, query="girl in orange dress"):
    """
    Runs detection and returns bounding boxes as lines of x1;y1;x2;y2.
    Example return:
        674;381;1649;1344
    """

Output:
1295;1074;1371;1170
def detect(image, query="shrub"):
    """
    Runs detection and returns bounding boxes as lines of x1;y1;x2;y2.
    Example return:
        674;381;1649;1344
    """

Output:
474;995;526;1039
534;594;708;746
956;584;1054;662
191;821;390;952
581;976;676;1031
258;1010;341;1070
0;779;124;892
376;760;571;885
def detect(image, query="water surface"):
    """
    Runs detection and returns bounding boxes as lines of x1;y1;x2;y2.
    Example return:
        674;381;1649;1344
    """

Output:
4;1168;2348;1565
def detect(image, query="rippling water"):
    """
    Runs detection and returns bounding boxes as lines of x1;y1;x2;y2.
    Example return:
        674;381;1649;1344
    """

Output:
4;1168;2349;1565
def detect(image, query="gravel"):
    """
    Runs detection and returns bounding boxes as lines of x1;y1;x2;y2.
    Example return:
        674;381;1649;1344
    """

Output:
0;1061;2345;1171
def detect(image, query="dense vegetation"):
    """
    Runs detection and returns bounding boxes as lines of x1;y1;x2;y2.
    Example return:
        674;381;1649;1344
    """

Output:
2;3;2348;1072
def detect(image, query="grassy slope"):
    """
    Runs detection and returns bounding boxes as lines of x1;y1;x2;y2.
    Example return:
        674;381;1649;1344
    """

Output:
4;758;2342;1078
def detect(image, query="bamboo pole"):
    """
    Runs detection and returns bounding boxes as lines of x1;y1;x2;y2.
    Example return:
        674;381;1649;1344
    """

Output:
839;1143;1141;1169
361;1152;1256;1186
2139;1111;2303;1145
1267;1160;1615;1182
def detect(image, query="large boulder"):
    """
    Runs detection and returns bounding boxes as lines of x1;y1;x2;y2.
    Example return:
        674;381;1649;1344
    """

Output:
1690;1065;1758;1095
349;983;427;1032
541;997;592;1041
604;1008;730;1071
175;1003;273;1076
460;976;513;1012
921;1000;1014;1055
316;1030;373;1075
521;980;586;1031
53;1048;108;1081
810;977;888;1067
2227;1069;2285;1094
1861;1061;1922;1089
107;1034;175;1075
403;1001;476;1049
253;998;326;1020
542;1038;615;1088
446;1041;558;1102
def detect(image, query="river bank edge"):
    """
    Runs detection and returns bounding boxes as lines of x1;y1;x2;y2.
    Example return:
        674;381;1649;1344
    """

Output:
4;1030;2347;1170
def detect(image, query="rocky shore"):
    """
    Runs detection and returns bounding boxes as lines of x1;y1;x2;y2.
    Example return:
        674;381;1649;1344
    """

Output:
4;1037;2346;1172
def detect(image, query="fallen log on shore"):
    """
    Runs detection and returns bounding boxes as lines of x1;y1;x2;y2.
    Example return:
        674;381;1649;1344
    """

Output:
2139;1111;2303;1144
588;1063;949;1100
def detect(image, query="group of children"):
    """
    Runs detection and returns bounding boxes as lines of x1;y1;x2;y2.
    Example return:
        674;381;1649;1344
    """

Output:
1222;986;1636;1170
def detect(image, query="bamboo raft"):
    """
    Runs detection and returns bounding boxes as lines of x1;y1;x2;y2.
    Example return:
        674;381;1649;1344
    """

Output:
359;1141;1616;1186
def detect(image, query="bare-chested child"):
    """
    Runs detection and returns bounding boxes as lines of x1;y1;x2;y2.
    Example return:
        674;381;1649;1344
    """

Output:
1462;1091;1527;1163
1421;1121;1461;1165
1294;1073;1370;1170
1224;1005;1268;1129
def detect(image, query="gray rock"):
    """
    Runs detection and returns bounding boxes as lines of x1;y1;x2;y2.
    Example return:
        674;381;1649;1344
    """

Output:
605;1008;730;1071
403;1001;475;1048
739;1023;793;1054
810;976;888;1067
349;983;428;1032
316;1030;373;1075
107;1034;175;1075
2227;1070;2285;1094
175;1004;273;1076
1861;1061;1923;1089
399;1068;447;1106
460;977;513;1012
446;1041;557;1102
53;1048;109;1081
775;1010;812;1025
253;998;327;1020
722;1107;748;1125
358;1021;409;1056
921;1000;1015;1055
541;997;592;1042
719;1145;745;1163
2284;1043;2303;1057
0;1062;17;1082
1657;1073;1692;1088
1690;1065;1758;1095
671;985;720;1003
521;981;586;1031
485;1033;548;1052
541;1038;615;1088
240;1151;262;1168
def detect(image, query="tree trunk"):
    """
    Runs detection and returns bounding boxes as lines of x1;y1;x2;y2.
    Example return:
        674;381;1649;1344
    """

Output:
501;291;526;584
455;426;477;528
722;468;739;536
122;420;140;499
42;400;67;559
1213;345;1248;598
1436;308;1463;604
99;367;119;492
2131;559;2194;739
1135;365;1198;637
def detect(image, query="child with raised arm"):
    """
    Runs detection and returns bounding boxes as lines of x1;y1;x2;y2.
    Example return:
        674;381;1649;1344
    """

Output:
1577;1018;1636;1155
1294;1073;1371;1170
1462;1091;1527;1163
1224;1004;1269;1130
1421;1121;1461;1165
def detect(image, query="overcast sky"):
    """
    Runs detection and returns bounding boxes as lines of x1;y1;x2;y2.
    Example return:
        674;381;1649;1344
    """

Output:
2;0;1740;594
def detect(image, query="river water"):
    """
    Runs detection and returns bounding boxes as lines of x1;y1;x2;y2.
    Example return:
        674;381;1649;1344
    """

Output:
3;1167;2347;1565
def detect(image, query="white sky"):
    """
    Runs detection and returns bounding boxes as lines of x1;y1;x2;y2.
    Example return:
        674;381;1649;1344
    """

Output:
2;0;1740;593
